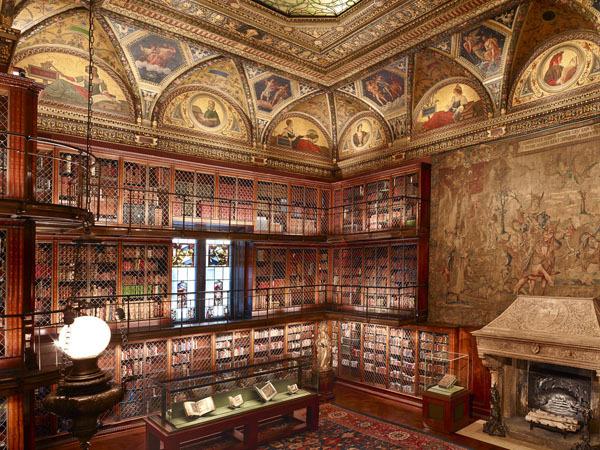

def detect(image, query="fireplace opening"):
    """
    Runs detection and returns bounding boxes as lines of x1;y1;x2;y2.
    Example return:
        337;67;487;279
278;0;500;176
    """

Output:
527;362;592;419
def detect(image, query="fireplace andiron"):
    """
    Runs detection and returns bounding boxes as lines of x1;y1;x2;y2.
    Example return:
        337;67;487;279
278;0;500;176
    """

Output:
483;383;507;437
572;403;593;450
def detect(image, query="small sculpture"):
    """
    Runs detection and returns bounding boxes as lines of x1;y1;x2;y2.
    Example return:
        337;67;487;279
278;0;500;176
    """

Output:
316;322;332;372
483;383;507;437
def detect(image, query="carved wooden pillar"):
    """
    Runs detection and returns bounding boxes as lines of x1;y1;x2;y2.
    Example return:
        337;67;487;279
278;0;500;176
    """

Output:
482;355;507;436
0;73;42;450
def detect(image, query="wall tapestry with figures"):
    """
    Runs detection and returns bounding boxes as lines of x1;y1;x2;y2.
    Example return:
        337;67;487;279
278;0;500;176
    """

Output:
428;127;600;326
512;38;600;106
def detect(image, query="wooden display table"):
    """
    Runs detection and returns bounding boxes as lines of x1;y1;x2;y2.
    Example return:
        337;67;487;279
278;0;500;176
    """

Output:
145;389;319;450
422;386;470;433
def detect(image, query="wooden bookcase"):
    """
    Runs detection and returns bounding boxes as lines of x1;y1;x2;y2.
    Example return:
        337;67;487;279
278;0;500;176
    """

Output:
122;161;171;227
253;245;328;314
333;320;458;400
121;243;170;323
89;157;119;224
332;240;421;316
331;163;429;236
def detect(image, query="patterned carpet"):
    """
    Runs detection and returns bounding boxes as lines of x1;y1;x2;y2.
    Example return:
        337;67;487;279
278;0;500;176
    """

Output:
258;403;467;449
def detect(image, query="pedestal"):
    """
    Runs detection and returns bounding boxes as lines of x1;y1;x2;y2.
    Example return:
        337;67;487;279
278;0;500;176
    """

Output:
317;369;335;402
422;386;471;433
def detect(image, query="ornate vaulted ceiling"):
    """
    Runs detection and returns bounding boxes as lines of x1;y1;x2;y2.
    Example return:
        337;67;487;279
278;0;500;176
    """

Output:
1;0;599;178
251;0;362;17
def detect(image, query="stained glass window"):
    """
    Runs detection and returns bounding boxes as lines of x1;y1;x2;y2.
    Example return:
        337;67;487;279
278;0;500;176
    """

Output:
253;0;361;17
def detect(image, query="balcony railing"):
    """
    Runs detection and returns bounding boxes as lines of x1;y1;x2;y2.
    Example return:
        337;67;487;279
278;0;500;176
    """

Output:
91;185;329;236
88;184;423;238
0;131;94;212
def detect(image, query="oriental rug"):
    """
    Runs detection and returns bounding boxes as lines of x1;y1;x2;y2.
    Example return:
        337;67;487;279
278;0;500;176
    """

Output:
258;402;467;449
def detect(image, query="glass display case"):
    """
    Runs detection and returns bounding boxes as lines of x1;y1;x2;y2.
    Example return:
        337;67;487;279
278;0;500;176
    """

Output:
152;356;318;430
421;351;469;395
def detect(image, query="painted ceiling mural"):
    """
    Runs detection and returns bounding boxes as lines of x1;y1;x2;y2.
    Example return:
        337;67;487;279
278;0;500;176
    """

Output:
12;0;76;32
338;115;387;158
162;90;249;142
512;38;600;106
413;81;486;134
267;115;331;158
165;58;249;115
2;0;600;173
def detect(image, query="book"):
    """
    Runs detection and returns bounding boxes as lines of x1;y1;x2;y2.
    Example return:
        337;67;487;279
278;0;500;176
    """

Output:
287;384;299;395
255;381;277;402
183;397;215;417
228;394;244;408
437;373;457;389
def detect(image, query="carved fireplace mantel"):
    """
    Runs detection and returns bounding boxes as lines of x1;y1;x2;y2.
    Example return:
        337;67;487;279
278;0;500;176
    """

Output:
473;295;600;450
473;295;600;371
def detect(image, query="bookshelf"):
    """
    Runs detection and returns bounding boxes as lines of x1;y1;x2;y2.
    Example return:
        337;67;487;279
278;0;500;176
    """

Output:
122;161;170;227
57;243;118;320
389;328;417;395
362;324;388;388
58;151;87;206
418;331;451;394
218;175;254;226
290;185;318;235
286;322;314;358
89;157;119;224
252;326;285;364
332;241;420;315
333;321;457;400
214;329;251;371
339;321;361;381
121;244;169;322
256;181;287;233
34;242;53;326
173;170;215;227
332;163;429;235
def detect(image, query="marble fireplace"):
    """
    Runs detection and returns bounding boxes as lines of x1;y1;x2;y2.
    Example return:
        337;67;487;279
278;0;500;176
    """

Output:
473;295;600;449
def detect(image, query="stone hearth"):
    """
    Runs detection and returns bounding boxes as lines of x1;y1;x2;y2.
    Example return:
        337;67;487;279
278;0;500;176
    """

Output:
473;295;600;450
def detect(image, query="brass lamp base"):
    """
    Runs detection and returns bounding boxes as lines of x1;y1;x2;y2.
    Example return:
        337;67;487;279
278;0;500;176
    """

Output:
44;357;123;449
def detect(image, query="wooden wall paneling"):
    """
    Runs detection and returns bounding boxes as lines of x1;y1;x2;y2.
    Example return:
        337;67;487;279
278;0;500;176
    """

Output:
459;327;490;418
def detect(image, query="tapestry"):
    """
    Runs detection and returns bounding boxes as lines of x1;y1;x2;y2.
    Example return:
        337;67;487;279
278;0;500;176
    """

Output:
428;128;600;326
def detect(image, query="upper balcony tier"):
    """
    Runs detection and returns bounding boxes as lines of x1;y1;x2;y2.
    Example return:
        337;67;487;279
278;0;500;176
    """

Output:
26;149;429;240
0;131;93;227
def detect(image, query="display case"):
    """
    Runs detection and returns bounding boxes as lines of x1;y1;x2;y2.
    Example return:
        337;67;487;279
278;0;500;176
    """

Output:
421;351;469;394
155;356;317;426
145;357;318;449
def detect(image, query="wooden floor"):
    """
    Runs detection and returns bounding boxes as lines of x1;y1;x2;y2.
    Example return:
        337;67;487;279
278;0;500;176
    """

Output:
42;383;503;449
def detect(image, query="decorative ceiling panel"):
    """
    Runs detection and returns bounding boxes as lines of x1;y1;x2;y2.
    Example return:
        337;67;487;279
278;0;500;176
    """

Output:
103;0;515;85
251;0;362;17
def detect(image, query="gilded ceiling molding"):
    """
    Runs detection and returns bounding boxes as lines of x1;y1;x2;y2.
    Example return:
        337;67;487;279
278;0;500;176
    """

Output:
234;58;259;146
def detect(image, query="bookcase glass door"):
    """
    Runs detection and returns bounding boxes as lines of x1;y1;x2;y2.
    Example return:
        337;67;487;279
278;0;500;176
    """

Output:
171;238;197;322
204;239;231;319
